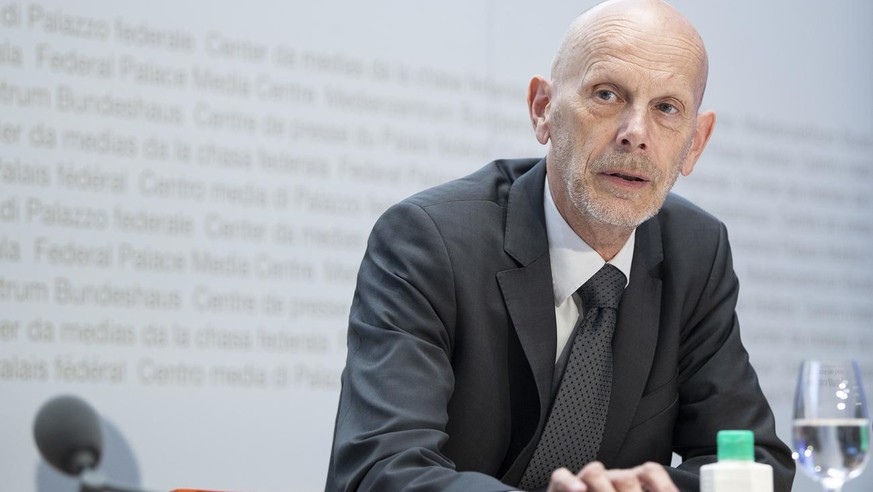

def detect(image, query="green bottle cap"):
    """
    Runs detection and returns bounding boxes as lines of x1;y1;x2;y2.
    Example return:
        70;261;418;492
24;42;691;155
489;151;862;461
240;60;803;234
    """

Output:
717;430;755;461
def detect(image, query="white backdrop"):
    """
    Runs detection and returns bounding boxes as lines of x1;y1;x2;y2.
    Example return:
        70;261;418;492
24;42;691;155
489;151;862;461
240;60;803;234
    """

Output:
1;1;871;491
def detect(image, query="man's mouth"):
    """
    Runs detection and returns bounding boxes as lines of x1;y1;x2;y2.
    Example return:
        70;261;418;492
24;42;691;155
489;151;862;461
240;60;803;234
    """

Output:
606;172;648;182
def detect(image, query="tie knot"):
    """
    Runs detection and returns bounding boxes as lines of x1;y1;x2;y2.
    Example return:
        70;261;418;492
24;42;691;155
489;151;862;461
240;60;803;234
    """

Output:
578;264;626;309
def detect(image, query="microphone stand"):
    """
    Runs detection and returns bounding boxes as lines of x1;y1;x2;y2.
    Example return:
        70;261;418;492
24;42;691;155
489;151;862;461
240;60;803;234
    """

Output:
78;469;161;492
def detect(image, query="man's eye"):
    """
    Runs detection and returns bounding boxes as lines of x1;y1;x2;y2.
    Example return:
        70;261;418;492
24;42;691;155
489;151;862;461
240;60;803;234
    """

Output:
656;102;678;114
595;90;617;101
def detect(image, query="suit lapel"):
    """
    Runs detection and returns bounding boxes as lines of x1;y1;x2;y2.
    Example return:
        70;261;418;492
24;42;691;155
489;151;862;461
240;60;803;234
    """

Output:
496;159;556;423
597;215;664;465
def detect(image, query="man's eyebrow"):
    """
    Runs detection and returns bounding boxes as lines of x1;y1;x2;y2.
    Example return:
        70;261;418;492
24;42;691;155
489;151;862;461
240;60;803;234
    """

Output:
575;64;635;91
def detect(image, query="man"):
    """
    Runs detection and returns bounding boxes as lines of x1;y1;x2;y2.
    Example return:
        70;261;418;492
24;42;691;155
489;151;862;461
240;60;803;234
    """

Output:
326;0;795;490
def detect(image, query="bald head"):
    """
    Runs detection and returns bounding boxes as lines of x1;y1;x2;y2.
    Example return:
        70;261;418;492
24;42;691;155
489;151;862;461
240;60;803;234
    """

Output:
552;0;709;108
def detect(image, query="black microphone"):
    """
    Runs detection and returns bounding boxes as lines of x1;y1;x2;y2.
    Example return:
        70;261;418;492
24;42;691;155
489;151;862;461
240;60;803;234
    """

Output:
33;395;104;476
33;395;158;492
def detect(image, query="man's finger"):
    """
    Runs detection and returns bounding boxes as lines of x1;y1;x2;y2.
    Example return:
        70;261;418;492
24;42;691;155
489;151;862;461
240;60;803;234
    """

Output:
632;462;678;492
577;461;616;492
603;468;644;492
547;467;587;492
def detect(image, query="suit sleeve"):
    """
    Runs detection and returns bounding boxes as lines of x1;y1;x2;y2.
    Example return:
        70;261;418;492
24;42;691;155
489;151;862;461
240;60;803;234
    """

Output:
666;223;795;491
325;202;515;492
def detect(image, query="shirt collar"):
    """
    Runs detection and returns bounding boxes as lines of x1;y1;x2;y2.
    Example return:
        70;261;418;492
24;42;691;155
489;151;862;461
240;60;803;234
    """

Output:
544;177;635;307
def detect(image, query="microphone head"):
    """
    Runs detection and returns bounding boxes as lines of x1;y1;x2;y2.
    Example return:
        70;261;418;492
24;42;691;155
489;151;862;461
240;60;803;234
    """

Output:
33;395;103;476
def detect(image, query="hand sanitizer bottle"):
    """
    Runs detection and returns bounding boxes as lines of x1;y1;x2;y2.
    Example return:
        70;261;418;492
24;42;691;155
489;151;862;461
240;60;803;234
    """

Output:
700;430;773;492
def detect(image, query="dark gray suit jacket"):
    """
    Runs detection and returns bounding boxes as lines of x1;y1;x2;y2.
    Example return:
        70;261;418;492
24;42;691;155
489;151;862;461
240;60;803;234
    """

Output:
326;158;794;491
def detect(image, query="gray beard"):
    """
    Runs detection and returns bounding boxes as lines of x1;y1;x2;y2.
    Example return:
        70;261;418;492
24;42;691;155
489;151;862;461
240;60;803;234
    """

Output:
557;147;687;228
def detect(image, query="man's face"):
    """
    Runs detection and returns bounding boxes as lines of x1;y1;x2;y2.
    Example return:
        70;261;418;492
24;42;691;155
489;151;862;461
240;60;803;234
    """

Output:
541;22;709;229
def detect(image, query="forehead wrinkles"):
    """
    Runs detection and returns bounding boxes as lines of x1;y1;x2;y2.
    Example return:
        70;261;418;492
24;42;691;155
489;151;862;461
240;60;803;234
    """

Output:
583;58;683;93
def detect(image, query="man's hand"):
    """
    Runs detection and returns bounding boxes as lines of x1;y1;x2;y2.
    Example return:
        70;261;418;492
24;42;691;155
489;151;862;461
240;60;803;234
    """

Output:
546;461;678;492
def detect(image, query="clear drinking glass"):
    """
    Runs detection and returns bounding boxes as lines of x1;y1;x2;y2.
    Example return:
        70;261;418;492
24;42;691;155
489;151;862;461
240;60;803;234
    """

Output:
792;360;871;492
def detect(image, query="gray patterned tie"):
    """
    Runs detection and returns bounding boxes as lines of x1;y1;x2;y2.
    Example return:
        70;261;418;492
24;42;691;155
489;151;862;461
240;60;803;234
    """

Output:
518;264;627;490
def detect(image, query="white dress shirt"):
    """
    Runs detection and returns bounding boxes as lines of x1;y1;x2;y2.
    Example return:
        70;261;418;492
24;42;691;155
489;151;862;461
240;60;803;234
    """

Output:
543;178;635;361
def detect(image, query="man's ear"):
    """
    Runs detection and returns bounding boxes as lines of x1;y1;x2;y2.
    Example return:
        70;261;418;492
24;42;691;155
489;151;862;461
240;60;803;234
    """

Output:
680;110;716;176
527;76;552;145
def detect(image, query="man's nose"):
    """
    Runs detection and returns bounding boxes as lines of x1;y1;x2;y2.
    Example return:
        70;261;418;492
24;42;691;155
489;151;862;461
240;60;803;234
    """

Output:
615;105;649;151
